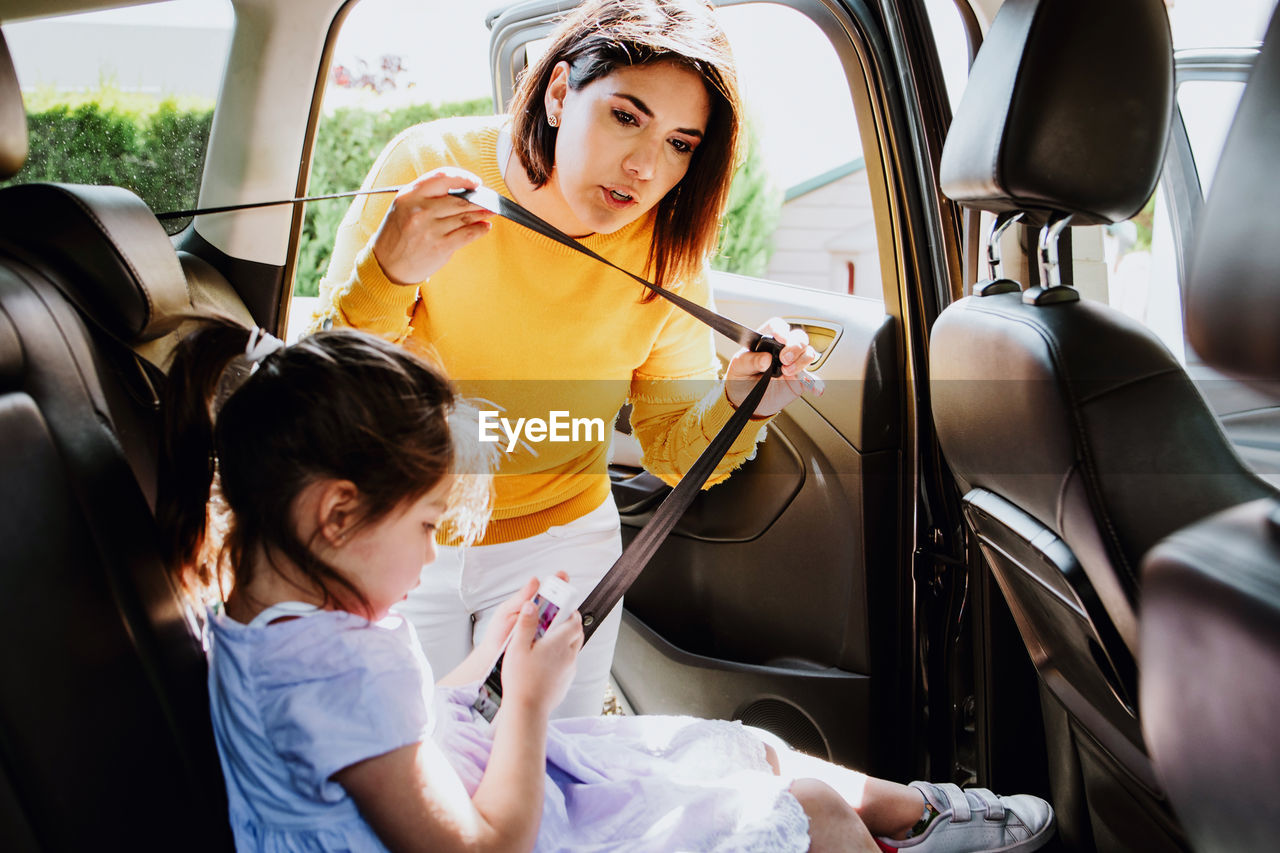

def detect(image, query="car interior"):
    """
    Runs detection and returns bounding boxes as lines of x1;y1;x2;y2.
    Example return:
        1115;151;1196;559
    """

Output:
0;0;1276;851
928;1;1276;849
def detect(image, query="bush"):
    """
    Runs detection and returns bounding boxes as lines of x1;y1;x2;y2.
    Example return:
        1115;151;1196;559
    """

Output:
712;121;781;277
6;93;213;234
295;98;491;297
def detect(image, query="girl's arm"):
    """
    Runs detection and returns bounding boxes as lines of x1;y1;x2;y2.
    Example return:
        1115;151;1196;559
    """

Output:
334;602;581;853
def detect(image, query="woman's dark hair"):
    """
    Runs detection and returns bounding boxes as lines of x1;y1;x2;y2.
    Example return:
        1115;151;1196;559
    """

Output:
157;320;486;616
509;0;742;297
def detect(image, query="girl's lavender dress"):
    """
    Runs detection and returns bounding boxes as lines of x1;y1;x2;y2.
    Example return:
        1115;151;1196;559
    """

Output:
206;606;810;852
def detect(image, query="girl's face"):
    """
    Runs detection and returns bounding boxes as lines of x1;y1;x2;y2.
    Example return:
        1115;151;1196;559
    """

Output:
543;59;712;237
337;476;452;621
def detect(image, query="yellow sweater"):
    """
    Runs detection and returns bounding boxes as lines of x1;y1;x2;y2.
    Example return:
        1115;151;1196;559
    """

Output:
313;115;770;545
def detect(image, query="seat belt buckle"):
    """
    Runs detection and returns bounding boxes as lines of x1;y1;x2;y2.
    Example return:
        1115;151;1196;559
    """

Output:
753;334;785;378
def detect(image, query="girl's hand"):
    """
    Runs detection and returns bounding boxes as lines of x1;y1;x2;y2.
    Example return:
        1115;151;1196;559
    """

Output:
725;317;825;417
501;600;583;718
475;572;573;665
371;167;494;284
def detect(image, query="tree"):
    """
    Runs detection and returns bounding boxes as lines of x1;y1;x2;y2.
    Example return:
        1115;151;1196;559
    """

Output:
712;120;782;277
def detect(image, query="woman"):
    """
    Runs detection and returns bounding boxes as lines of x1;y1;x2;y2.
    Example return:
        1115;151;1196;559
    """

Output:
313;0;822;718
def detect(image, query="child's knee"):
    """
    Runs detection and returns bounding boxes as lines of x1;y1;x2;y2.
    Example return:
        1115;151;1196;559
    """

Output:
763;743;781;774
789;778;877;853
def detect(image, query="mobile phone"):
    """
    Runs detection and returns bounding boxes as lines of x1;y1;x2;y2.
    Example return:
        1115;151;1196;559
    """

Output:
473;576;579;723
529;575;576;638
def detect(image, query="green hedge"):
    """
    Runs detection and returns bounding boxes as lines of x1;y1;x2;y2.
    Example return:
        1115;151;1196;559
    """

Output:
5;98;213;230
5;90;778;297
297;99;491;297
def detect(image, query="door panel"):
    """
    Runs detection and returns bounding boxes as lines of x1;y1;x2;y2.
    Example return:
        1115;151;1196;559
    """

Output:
614;272;900;768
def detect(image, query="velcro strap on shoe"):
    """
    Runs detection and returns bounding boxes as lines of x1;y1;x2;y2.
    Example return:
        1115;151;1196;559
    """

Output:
937;783;972;822
969;787;1005;821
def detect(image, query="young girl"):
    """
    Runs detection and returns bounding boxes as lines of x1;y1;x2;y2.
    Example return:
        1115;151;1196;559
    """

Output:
310;0;823;718
161;322;1054;852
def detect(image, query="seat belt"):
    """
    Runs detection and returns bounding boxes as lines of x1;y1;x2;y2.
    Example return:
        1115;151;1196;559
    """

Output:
158;183;789;714
449;185;782;632
449;186;785;719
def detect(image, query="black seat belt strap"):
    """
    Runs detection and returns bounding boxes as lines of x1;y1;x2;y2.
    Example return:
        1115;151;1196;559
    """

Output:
453;186;772;353
456;187;783;719
576;366;772;640
447;185;782;636
474;368;772;720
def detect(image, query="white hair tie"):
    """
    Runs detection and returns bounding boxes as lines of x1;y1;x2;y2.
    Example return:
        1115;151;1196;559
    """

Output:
245;327;285;373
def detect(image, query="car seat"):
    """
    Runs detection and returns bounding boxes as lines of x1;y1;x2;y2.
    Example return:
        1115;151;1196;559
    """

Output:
1139;8;1280;853
927;0;1275;849
0;27;238;851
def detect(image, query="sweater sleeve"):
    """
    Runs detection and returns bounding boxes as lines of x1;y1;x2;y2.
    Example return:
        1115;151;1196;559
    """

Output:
628;269;774;489
306;125;445;341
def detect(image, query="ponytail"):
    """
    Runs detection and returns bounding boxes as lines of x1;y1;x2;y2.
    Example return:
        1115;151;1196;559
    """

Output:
156;319;253;598
156;319;484;617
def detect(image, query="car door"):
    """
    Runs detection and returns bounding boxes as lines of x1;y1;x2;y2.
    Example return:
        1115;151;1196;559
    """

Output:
488;0;959;780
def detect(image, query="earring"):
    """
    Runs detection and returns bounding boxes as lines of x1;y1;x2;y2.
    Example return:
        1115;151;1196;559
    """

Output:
548;114;559;128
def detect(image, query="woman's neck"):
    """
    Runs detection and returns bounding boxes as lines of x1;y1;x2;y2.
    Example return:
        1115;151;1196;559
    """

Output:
502;146;595;239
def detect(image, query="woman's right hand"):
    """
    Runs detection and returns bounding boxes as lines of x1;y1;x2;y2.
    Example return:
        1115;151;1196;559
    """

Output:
501;601;583;718
371;166;494;285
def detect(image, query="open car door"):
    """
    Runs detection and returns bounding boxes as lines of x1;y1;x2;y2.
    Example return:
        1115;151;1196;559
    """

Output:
487;0;962;780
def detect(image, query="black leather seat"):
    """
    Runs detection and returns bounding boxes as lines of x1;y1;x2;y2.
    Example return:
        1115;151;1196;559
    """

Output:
929;0;1274;849
1140;9;1280;853
0;27;235;851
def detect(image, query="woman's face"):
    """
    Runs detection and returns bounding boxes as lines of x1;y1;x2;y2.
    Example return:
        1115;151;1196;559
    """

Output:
544;59;712;237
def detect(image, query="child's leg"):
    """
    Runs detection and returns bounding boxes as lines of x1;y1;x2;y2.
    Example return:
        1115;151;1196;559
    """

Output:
763;735;1056;851
766;740;922;838
789;778;880;853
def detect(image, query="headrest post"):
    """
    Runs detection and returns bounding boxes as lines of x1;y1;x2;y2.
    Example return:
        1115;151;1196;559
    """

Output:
1022;211;1079;305
987;210;1025;279
1037;212;1074;289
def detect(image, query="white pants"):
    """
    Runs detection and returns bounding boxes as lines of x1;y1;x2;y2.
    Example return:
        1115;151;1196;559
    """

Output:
400;494;624;719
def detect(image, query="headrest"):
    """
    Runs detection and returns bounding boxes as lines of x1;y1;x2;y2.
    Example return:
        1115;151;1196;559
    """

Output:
0;183;194;345
940;0;1173;226
1186;8;1280;381
0;29;28;179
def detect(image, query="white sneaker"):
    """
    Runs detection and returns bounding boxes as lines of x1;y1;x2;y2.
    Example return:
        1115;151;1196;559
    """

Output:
877;781;1055;853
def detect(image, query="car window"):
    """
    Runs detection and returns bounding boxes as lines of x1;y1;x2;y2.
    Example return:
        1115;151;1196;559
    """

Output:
0;0;232;235
715;3;882;301
289;0;495;329
923;0;973;109
1178;79;1247;195
1068;0;1273;364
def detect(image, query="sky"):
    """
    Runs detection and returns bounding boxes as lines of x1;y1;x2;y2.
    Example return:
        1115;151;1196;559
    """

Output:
7;0;1276;192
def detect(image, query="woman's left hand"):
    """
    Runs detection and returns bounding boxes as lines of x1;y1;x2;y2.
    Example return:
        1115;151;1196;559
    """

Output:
725;318;825;418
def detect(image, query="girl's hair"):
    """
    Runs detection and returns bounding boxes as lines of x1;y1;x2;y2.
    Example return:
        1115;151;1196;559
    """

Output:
157;320;489;615
509;0;742;297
